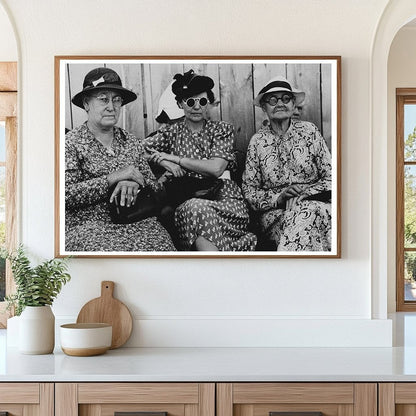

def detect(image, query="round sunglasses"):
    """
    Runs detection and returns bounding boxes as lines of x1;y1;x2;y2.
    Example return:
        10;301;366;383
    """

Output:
263;93;294;106
183;97;209;107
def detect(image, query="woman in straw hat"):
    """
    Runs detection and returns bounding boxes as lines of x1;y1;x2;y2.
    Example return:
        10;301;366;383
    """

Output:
242;76;332;252
144;69;256;251
65;67;175;252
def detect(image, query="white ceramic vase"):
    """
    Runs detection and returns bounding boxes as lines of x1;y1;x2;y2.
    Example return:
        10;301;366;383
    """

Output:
18;305;55;354
6;315;20;347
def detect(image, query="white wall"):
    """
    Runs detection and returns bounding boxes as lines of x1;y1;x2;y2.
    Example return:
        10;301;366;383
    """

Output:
0;0;394;347
387;26;416;312
0;3;16;61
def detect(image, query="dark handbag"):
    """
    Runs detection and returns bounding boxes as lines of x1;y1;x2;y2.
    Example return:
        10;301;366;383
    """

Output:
163;176;224;208
108;185;165;224
303;190;331;202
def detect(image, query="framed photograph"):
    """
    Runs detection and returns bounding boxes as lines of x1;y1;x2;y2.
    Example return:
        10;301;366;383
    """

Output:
55;56;341;258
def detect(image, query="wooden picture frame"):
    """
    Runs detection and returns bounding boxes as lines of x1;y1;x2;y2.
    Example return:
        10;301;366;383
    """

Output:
55;56;341;258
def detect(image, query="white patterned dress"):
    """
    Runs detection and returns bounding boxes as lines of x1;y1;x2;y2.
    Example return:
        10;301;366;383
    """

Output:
144;120;257;251
65;123;176;252
242;121;332;252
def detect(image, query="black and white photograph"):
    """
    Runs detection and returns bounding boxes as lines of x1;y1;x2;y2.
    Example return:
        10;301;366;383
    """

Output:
55;56;341;258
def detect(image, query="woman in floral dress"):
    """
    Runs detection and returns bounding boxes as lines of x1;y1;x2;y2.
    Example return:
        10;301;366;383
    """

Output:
242;76;332;252
65;67;175;252
144;70;256;251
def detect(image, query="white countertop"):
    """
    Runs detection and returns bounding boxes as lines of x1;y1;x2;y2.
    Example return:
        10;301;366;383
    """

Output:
2;345;416;382
3;313;416;382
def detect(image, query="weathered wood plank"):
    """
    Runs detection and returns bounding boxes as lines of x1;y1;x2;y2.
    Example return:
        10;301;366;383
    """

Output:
219;63;254;152
66;63;97;130
321;62;333;151
287;63;322;131
124;63;145;139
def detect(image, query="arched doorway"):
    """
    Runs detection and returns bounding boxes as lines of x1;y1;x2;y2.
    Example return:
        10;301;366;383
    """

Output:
371;0;416;318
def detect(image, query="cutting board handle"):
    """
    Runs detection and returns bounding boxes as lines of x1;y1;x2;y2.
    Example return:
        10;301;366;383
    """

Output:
101;281;115;298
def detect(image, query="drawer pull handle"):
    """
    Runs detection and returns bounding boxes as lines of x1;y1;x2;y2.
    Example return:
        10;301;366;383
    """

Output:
115;412;167;416
270;413;323;416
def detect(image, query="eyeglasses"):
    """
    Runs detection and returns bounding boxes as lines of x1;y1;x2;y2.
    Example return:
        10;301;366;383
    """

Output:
94;94;124;107
183;97;208;107
263;93;294;106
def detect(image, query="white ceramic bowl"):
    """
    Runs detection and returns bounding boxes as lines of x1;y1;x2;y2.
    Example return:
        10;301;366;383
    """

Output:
60;323;112;356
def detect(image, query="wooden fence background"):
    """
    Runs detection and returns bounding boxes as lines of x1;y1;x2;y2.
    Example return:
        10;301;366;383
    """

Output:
64;62;332;153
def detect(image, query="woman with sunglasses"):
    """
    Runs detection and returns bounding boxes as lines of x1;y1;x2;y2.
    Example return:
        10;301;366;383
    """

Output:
242;76;332;252
65;67;175;252
144;69;256;251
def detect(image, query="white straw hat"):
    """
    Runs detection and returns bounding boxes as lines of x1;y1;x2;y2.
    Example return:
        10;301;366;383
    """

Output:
254;75;305;107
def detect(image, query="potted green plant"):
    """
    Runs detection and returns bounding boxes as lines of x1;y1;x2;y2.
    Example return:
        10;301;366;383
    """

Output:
4;246;71;354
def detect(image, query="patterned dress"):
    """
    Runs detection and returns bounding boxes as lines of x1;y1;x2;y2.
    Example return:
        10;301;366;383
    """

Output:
65;123;175;252
242;121;332;252
144;120;257;251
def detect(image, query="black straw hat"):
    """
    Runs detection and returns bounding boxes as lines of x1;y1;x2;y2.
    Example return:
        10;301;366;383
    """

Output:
71;67;137;109
171;69;214;101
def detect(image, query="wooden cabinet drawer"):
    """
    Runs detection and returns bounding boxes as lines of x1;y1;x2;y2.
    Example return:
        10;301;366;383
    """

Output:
0;383;53;415
56;383;215;416
379;383;416;415
217;383;377;416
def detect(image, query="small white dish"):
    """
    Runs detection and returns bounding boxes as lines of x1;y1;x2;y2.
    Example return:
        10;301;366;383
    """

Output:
60;323;112;356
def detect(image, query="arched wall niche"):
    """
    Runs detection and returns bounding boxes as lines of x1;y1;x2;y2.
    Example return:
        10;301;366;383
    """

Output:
371;0;416;318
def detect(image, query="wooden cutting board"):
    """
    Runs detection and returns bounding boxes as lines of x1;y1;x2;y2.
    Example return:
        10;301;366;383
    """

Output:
76;281;133;349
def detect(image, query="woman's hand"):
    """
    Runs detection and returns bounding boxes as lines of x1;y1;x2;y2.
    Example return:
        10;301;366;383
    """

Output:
286;194;308;209
148;150;185;176
277;185;304;208
107;166;145;188
109;180;141;208
160;160;186;177
148;149;179;165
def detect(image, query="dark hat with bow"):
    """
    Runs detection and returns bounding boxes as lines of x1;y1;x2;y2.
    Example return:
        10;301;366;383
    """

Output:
72;67;137;109
171;69;214;102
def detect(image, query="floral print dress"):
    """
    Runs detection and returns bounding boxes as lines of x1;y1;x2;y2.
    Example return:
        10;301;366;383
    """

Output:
144;120;257;251
242;121;332;252
65;123;175;252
